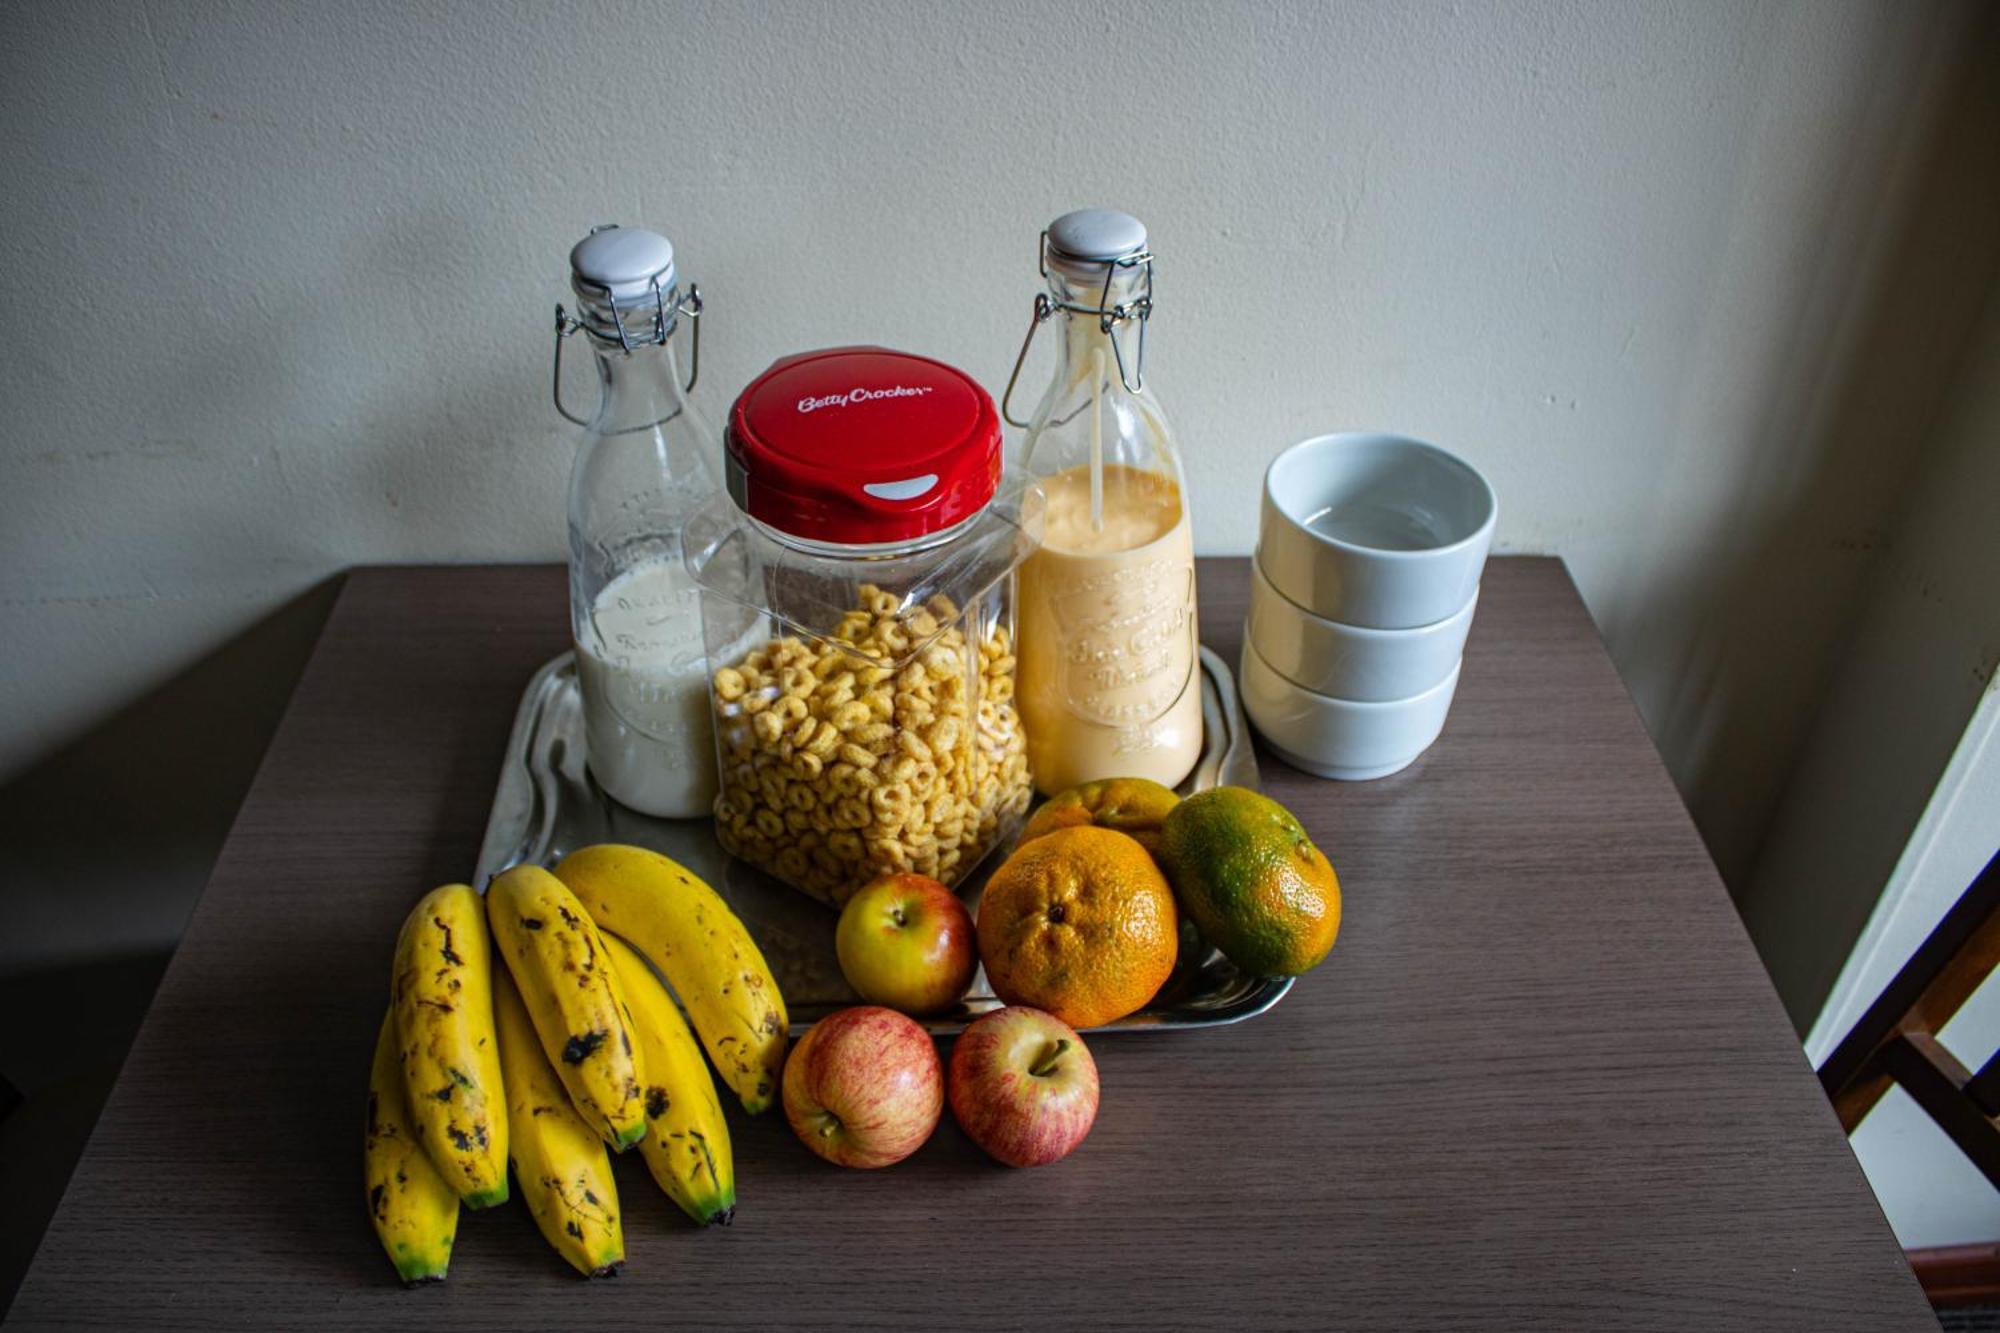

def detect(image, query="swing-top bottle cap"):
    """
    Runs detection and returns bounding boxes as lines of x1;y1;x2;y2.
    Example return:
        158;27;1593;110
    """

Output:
1046;208;1149;264
569;224;678;307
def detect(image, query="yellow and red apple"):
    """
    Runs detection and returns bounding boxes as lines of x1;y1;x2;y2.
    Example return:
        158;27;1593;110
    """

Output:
783;1005;943;1168
947;1006;1099;1168
834;873;977;1015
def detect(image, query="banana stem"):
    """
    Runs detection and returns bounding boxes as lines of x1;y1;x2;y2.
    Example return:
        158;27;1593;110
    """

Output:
1030;1038;1069;1078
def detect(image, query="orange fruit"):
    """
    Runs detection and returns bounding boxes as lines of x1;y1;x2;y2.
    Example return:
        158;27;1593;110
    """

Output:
976;826;1179;1029
1018;777;1181;857
1156;786;1339;976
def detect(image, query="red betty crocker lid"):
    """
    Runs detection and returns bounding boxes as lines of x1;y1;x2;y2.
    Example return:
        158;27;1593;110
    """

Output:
725;346;1001;546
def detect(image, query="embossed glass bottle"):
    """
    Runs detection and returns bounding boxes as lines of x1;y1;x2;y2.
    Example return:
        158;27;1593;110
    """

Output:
1003;209;1202;793
552;224;720;817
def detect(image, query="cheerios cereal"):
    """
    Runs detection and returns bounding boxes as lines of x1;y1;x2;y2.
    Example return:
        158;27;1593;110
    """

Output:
711;584;1032;904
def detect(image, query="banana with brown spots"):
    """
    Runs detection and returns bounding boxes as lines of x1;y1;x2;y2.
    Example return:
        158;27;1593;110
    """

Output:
389;883;508;1207
486;863;648;1150
364;1009;459;1282
554;844;788;1114
493;966;623;1276
602;933;735;1226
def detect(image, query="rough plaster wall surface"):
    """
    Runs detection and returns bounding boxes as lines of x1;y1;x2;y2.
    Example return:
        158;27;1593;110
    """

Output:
0;0;1979;888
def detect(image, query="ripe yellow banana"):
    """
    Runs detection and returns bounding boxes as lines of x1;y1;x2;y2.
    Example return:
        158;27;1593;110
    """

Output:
554;843;788;1114
486;863;648;1150
493;968;623;1277
390;883;508;1207
602;933;735;1226
364;1010;459;1284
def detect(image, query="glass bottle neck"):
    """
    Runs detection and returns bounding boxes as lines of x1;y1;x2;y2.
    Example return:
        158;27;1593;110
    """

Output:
1046;264;1147;390
1019;258;1178;494
589;335;688;434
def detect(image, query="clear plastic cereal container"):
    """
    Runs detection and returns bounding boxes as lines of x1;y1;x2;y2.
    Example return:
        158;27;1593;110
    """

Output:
683;347;1039;906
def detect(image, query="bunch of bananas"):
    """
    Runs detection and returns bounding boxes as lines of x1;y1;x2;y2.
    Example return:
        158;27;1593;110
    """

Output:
364;844;788;1283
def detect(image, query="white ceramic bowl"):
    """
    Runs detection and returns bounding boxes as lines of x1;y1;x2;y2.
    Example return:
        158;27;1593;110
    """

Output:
1259;432;1496;630
1248;556;1476;702
1239;636;1461;781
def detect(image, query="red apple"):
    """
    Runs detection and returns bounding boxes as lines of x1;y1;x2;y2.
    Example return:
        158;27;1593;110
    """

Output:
948;1006;1099;1168
783;1006;943;1168
835;873;978;1015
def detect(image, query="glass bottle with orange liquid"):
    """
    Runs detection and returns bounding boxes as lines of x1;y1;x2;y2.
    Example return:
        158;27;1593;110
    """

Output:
1002;208;1202;795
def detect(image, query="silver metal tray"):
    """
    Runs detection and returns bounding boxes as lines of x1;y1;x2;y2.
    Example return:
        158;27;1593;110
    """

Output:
475;645;1292;1035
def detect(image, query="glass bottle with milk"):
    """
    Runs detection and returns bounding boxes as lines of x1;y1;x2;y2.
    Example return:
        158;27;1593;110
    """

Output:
553;224;720;817
1003;209;1202;794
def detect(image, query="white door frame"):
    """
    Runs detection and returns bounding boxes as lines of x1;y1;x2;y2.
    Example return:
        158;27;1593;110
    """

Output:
1807;677;2000;1065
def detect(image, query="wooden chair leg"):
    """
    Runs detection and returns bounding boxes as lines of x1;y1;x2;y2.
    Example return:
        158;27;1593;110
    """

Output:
1820;850;2000;1133
1876;1032;2000;1190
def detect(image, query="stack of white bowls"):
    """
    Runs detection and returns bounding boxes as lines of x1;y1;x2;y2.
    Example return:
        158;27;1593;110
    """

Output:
1242;432;1497;780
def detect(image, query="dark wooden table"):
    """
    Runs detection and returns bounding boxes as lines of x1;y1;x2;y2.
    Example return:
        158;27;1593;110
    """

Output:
6;559;1933;1331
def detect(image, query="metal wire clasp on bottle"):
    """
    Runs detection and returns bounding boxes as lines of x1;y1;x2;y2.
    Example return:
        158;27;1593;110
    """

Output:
1001;230;1155;428
551;272;704;426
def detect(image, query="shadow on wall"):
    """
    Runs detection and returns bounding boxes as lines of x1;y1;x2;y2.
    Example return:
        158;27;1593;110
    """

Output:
1738;11;2000;1032
0;207;535;961
1635;7;2000;895
0;574;339;1315
0;953;169;1318
0;575;342;978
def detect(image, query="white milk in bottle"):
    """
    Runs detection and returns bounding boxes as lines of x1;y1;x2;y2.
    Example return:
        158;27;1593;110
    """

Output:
575;558;716;816
556;223;721;817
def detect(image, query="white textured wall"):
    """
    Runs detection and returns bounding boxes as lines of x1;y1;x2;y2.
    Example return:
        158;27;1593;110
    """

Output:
0;0;1982;889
